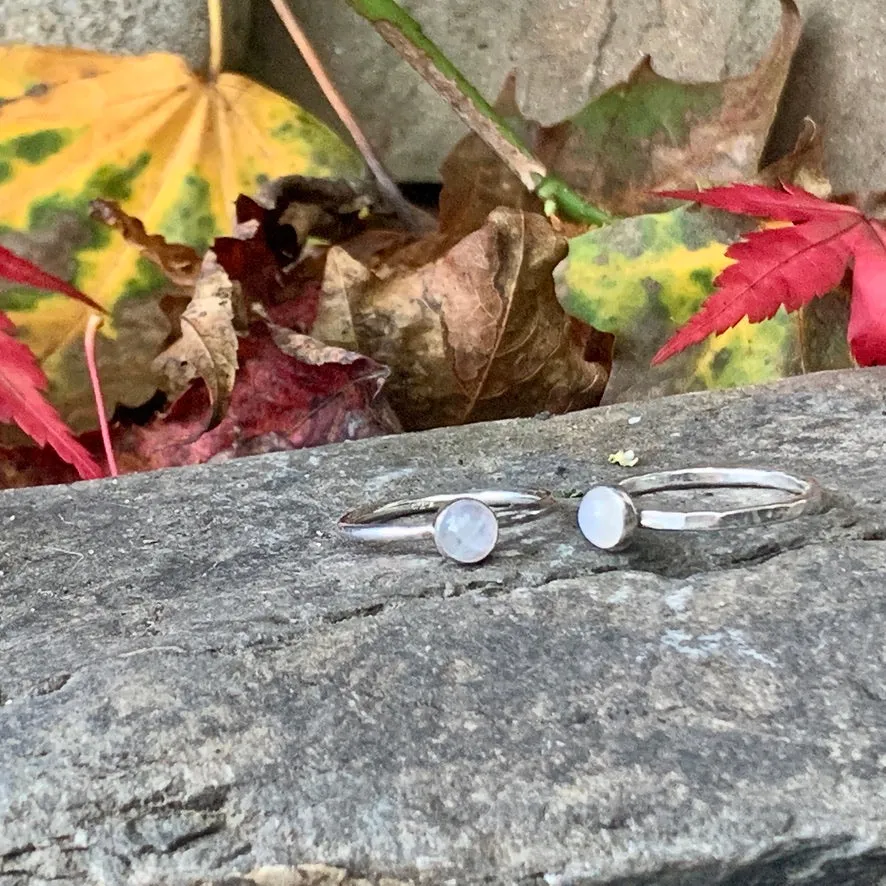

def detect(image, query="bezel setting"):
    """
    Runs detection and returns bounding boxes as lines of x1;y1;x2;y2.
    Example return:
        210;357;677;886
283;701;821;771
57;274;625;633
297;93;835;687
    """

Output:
577;485;640;551
433;498;500;563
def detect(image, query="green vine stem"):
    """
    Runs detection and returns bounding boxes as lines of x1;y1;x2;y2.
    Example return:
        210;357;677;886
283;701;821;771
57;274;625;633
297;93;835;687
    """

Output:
343;0;614;227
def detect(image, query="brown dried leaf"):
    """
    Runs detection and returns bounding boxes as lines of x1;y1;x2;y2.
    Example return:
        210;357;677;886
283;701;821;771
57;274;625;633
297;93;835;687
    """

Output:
151;251;238;426
327;208;608;429
89;199;202;287
310;251;363;350
437;73;545;244
755;117;831;197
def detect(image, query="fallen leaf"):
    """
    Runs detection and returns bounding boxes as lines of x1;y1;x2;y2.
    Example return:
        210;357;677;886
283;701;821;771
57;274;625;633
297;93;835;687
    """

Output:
436;73;545;245
151;251;238;426
263;310;379;372
326;208;608;429
0;313;101;479
533;0;800;215
557;114;856;404
118;315;399;470
213;194;302;310
652;183;886;366
848;244;886;367
245;862;409;886
755;117;831;198
0;43;361;428
556;205;818;402
0;242;105;313
310;256;362;351
89;199;202;287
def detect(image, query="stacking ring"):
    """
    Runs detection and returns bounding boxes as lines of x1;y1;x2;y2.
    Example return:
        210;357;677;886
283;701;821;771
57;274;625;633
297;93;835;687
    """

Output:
338;489;555;564
577;467;822;551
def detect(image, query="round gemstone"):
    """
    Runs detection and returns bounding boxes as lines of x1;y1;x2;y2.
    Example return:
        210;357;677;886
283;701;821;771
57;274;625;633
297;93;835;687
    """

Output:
577;485;638;550
433;499;499;563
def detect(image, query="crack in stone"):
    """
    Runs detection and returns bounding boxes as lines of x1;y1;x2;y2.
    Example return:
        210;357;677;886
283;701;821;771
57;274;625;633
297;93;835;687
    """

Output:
29;672;71;698
119;783;231;816
1;844;35;862
322;602;386;624
162;818;225;855
587;0;617;96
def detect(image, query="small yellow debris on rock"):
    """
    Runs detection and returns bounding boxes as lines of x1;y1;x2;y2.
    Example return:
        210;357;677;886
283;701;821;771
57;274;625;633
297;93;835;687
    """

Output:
608;449;639;467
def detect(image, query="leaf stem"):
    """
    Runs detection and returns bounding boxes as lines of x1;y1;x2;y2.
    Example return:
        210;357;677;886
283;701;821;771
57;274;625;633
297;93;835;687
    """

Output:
268;0;433;234
343;0;614;226
84;314;117;478
207;0;223;79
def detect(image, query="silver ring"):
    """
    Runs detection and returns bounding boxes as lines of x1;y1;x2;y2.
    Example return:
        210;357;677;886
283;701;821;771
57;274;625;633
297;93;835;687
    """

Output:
577;467;822;551
338;489;555;564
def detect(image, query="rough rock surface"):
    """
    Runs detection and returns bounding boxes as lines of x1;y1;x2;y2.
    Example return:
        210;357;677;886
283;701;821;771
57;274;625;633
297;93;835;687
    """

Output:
2;368;886;884
0;0;252;72
247;0;886;190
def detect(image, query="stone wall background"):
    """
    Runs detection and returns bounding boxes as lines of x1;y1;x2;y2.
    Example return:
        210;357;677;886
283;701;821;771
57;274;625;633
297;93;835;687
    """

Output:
248;0;886;191
0;0;252;73
1;0;884;190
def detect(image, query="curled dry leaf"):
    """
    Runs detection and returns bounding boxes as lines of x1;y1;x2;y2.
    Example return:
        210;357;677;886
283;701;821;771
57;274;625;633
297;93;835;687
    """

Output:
151;251;239;427
324;208;608;429
755;117;832;198
89;199;202;287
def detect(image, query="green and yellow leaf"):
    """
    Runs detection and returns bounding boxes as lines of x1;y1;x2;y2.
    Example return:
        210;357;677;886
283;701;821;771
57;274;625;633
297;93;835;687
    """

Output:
534;0;800;216
0;44;362;430
557;205;852;403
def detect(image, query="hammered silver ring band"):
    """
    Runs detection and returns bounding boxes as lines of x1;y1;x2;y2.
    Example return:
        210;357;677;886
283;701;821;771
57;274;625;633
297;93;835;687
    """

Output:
577;467;822;551
338;489;556;564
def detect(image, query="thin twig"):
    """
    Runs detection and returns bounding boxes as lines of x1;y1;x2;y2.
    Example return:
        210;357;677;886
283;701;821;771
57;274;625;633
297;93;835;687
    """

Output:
267;0;433;234
84;314;118;478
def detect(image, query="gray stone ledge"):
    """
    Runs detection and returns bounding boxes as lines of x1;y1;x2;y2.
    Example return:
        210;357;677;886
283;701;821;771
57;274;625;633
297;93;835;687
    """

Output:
2;368;886;884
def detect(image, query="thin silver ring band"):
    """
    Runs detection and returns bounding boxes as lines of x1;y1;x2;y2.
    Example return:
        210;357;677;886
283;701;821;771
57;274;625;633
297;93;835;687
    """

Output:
578;467;822;550
338;489;556;563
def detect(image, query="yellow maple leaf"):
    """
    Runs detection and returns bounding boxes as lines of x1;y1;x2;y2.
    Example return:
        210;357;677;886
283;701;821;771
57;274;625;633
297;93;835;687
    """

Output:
0;2;362;431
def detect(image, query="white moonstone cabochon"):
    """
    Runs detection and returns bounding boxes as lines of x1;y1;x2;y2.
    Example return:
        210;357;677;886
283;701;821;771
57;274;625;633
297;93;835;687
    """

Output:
577;486;636;550
434;499;499;563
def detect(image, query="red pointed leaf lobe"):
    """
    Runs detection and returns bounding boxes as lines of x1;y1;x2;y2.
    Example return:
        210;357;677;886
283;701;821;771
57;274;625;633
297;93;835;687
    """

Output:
0;315;102;479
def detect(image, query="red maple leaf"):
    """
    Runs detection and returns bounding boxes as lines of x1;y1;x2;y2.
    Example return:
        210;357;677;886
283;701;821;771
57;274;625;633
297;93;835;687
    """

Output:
0;315;101;480
0;244;106;314
0;246;104;480
116;314;400;471
652;183;886;366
